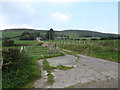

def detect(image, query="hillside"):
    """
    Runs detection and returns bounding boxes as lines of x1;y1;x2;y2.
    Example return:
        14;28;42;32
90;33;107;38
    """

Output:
55;30;118;38
1;28;118;39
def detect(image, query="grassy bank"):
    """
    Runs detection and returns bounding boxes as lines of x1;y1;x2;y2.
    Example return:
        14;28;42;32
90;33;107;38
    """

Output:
2;50;40;88
2;39;64;88
42;59;54;85
47;39;119;62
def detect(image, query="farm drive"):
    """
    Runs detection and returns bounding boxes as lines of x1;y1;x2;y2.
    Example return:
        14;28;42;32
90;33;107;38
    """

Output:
34;50;118;88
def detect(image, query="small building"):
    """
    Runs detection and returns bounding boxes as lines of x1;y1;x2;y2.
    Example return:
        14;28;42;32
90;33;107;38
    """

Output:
56;36;69;39
36;37;42;41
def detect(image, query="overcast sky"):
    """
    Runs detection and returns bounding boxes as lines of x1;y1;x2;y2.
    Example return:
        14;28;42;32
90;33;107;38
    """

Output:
0;0;119;33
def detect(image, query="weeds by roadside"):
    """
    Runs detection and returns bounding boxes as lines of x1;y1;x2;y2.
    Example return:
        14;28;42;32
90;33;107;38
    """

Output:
47;40;119;62
42;59;74;85
60;49;80;60
42;59;54;85
2;48;40;88
52;65;74;70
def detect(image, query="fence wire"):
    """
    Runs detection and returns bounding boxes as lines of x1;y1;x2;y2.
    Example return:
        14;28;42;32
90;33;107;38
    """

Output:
20;43;58;59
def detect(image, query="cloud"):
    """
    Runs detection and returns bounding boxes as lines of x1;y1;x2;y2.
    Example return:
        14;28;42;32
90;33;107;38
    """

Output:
51;12;71;22
0;24;37;30
1;2;37;25
0;0;119;2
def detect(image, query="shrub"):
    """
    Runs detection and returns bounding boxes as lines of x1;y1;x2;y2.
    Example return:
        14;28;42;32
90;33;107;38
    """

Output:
2;48;38;88
91;38;98;40
20;31;37;40
100;36;118;40
2;40;15;46
100;37;107;40
21;31;30;36
47;73;54;84
19;35;35;40
2;48;24;70
2;37;10;40
75;39;80;40
81;39;86;40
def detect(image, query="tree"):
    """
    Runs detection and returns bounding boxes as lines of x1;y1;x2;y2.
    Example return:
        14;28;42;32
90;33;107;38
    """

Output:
46;31;50;40
20;31;37;40
46;28;55;40
36;32;41;37
2;48;28;70
2;39;15;46
21;31;30;36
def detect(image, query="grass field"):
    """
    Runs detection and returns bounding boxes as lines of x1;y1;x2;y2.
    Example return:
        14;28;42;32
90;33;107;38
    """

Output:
1;29;119;88
13;38;36;46
46;39;119;62
2;30;24;38
2;38;64;88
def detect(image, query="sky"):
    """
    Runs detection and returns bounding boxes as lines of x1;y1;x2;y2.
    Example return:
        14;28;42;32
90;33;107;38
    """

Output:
0;0;119;34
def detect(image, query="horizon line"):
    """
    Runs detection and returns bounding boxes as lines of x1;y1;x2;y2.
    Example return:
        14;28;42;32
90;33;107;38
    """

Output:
1;28;118;34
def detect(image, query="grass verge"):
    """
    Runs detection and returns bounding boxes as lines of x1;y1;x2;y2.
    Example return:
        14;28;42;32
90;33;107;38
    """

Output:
52;65;74;70
58;43;119;63
42;59;54;85
62;49;80;59
2;55;40;88
42;59;74;85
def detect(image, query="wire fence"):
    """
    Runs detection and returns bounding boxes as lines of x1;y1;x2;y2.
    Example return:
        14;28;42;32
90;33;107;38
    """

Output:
19;43;58;59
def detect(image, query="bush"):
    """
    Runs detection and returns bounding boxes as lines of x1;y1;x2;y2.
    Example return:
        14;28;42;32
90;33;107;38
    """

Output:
20;32;36;40
100;37;107;40
100;36;118;40
81;39;86;40
75;39;80;40
2;40;15;46
91;38;98;40
2;48;38;88
20;35;28;40
2;37;10;40
21;31;30;36
19;35;34;40
2;48;25;70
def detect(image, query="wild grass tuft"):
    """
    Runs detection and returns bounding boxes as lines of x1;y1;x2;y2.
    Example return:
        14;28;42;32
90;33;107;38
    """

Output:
42;59;54;84
53;65;74;70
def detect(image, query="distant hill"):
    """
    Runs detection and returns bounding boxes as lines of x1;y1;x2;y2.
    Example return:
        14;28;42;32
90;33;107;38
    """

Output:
1;28;118;39
55;30;118;38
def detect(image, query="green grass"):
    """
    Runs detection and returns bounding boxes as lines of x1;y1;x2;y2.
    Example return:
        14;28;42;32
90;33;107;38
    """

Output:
27;46;65;60
15;40;36;46
42;59;74;85
2;39;64;88
2;54;40;88
42;59;54;84
11;38;36;46
46;39;119;62
55;31;78;38
2;46;21;50
47;73;54;85
52;65;74;70
43;59;52;72
2;30;24;38
62;50;80;59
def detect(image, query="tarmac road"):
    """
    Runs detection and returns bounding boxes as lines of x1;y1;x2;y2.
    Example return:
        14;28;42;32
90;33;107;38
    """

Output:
34;51;118;88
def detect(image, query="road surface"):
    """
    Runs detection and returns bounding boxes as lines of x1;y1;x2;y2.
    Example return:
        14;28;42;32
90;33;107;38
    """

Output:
34;50;118;88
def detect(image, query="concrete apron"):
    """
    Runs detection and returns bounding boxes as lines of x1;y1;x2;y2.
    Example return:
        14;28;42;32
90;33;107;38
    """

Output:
34;54;118;88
